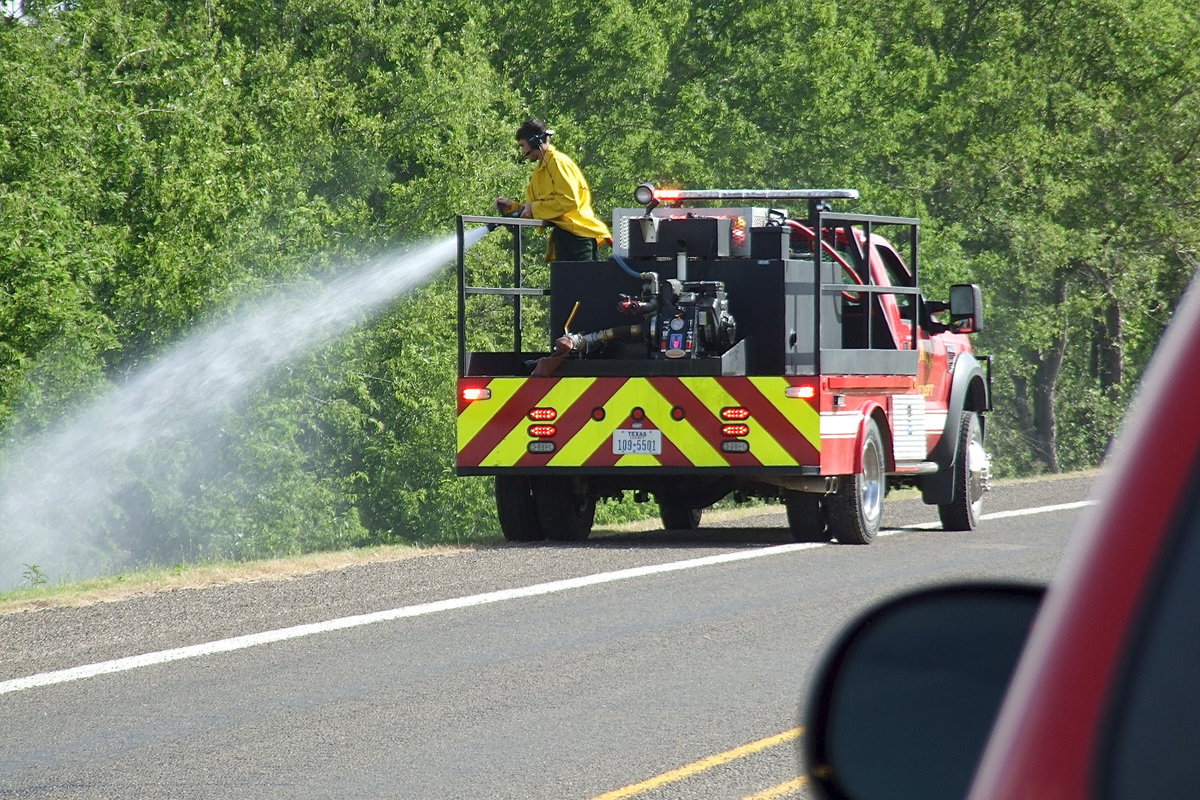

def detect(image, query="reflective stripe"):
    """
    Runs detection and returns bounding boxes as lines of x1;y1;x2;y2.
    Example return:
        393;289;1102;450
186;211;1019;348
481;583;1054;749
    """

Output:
821;410;862;438
457;378;526;451
746;376;822;461
457;376;821;469
480;378;596;466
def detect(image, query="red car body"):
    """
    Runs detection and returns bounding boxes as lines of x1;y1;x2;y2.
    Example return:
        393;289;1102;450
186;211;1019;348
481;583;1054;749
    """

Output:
970;275;1200;798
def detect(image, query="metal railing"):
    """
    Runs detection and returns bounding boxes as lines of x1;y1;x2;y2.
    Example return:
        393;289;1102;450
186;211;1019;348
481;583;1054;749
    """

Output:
456;215;549;375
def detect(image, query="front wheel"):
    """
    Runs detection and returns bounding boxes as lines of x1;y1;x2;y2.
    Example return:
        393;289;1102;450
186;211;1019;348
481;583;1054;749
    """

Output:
659;499;703;531
826;419;886;544
784;490;828;542
938;411;989;530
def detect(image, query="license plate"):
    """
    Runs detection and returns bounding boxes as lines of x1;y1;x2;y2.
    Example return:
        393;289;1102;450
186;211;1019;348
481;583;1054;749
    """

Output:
612;428;662;455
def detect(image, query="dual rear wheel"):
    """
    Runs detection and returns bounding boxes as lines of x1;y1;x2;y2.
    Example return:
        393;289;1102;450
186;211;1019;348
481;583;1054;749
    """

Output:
787;419;886;545
494;476;595;542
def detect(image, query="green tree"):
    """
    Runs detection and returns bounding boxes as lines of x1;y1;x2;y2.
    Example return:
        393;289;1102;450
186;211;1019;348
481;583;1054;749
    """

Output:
913;0;1200;472
4;0;1199;583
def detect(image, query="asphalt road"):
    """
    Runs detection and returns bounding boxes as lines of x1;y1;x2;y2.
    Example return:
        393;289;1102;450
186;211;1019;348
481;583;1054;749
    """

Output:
0;473;1096;799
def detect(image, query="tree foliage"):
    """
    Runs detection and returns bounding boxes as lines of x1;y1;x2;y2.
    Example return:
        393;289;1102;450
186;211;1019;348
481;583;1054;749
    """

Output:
2;0;1197;577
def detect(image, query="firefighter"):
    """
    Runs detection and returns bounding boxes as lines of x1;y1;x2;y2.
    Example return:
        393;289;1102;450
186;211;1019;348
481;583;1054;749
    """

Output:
495;119;612;262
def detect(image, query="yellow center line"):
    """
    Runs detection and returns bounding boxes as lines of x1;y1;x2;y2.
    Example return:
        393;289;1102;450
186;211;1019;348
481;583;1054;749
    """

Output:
589;727;804;800
741;775;809;800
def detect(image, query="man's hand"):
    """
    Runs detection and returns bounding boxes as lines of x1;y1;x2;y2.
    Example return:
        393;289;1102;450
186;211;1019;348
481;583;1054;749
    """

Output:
494;198;532;217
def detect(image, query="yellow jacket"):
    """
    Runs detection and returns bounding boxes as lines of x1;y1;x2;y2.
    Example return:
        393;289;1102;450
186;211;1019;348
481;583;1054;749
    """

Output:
505;145;611;258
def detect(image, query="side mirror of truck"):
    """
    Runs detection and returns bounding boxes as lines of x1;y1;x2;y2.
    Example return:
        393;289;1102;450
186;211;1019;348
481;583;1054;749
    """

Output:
949;283;984;333
803;583;1043;800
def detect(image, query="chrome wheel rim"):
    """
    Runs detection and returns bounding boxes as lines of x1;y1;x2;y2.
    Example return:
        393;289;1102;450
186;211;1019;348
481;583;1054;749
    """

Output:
966;421;990;519
861;436;884;527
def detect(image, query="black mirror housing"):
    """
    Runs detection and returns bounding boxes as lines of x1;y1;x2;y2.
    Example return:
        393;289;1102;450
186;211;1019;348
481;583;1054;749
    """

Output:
804;583;1043;800
949;283;985;333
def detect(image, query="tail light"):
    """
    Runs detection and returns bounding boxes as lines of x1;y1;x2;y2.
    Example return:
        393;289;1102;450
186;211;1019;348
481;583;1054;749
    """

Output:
785;385;816;399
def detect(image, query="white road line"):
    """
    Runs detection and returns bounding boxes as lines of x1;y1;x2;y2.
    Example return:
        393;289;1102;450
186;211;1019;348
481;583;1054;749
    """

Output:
0;542;824;696
887;499;1097;534
1;499;1094;696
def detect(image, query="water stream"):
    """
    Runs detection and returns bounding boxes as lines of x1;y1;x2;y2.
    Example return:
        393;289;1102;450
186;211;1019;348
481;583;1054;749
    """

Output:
0;225;490;589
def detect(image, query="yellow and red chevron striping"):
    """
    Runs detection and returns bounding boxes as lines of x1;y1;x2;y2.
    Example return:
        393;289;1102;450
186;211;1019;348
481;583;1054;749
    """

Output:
457;376;821;471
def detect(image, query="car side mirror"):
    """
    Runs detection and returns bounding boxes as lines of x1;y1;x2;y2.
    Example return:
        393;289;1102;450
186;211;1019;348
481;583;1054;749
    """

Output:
949;283;984;333
804;583;1043;800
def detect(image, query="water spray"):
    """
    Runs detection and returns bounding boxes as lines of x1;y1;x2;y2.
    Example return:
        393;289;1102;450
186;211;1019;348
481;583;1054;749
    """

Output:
0;224;492;589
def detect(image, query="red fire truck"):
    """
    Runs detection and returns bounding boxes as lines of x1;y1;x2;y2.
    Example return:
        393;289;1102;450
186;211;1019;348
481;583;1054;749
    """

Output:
455;185;991;544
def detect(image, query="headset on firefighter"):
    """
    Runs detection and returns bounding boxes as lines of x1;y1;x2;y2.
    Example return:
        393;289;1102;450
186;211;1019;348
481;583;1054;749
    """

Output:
517;119;555;152
525;128;554;149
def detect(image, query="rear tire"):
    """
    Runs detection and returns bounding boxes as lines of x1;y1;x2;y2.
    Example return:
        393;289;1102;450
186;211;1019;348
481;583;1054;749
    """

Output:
785;490;828;542
938;411;989;531
534;477;596;541
495;476;546;541
827;419;886;545
659;500;702;531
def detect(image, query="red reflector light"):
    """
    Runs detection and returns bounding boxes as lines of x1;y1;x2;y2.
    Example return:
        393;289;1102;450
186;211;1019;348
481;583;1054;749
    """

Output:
461;387;491;401
591;407;606;421
722;424;750;437
721;407;751;421
670;406;686;421
528;407;557;421
631;407;646;421
528;425;557;438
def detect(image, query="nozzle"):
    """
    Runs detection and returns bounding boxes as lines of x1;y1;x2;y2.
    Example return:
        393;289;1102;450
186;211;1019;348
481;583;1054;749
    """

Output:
487;208;524;232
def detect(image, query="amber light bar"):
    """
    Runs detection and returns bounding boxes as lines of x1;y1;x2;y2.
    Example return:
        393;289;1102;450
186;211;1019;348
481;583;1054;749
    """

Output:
635;182;859;207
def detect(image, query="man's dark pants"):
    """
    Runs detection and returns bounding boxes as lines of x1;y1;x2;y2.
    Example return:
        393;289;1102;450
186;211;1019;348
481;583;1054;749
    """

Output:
551;226;598;261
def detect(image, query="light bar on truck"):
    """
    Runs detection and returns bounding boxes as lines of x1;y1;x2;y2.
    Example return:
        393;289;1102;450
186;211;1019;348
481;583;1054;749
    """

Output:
634;183;859;211
461;387;491;401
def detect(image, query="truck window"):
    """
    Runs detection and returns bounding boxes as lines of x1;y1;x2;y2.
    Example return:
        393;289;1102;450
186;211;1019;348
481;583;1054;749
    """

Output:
874;243;912;286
